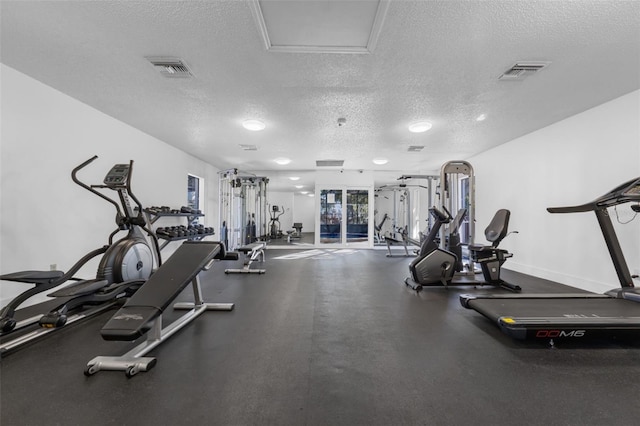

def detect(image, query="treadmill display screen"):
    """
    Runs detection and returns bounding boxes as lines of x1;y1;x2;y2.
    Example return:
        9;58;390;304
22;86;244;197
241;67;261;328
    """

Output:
622;183;640;197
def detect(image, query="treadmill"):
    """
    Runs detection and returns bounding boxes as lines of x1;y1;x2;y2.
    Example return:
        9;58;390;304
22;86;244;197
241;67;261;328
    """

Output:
460;176;640;342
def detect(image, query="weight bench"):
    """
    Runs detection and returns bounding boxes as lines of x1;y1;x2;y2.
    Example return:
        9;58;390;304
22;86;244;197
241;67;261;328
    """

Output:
286;223;303;243
384;231;411;257
85;241;237;377
224;241;266;274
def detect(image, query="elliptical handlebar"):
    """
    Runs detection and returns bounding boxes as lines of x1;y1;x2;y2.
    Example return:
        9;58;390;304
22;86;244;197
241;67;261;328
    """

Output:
71;155;98;178
72;156;124;219
124;159;145;216
273;206;285;219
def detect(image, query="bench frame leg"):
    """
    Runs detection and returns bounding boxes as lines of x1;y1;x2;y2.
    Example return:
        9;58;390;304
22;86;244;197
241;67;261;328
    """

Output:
85;276;233;377
224;248;266;274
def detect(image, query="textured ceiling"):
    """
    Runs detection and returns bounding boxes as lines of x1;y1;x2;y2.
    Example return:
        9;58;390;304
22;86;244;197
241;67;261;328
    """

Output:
1;1;639;191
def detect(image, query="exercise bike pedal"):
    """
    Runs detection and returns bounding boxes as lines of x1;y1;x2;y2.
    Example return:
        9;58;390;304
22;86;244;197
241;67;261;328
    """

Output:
404;277;423;292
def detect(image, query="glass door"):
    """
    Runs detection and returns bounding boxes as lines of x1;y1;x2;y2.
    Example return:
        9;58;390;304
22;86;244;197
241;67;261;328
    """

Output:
317;188;371;247
346;190;368;243
319;189;342;244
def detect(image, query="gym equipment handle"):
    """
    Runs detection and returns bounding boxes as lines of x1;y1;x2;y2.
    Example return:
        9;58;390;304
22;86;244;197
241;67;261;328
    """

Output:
72;155;124;218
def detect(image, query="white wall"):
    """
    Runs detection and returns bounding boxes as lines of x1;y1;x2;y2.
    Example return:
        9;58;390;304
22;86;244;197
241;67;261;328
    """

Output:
267;191;294;234
0;65;220;306
293;193;315;232
470;90;640;293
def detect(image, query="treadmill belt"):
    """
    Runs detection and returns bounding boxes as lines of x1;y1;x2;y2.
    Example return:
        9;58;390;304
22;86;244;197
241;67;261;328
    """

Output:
466;297;640;340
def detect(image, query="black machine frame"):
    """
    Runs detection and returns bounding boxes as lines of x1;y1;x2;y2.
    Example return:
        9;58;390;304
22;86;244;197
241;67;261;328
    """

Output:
406;206;521;292
0;156;160;353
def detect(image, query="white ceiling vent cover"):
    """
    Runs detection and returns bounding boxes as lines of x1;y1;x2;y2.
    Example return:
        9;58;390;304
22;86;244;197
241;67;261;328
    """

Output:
146;57;193;78
239;144;258;151
316;160;344;167
408;146;425;152
499;62;550;80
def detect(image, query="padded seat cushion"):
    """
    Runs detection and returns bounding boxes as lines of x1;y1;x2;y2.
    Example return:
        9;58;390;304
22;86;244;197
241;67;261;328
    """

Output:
100;241;223;341
238;242;266;253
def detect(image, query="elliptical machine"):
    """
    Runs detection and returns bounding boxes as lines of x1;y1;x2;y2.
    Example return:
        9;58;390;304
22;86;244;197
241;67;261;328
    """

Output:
0;156;160;336
269;205;284;239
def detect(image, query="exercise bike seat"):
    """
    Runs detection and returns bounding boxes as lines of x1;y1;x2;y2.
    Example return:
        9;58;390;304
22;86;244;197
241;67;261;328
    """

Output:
237;242;266;254
469;209;510;253
0;270;65;285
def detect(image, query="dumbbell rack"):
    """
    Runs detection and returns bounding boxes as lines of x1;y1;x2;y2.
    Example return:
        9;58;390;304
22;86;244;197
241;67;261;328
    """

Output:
143;208;213;251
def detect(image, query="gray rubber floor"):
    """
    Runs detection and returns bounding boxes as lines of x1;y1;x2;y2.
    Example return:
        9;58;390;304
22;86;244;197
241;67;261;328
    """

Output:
2;248;640;425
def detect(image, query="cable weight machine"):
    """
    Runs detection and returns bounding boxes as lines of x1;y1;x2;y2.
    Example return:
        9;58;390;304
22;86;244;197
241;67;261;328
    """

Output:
438;160;476;275
218;169;268;251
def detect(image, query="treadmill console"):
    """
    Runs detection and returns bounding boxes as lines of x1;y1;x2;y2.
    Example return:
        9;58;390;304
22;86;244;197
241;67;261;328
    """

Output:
592;176;640;208
104;164;130;186
622;179;640;198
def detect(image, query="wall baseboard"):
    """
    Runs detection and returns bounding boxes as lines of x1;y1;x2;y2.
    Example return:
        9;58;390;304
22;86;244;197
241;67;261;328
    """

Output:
505;261;616;294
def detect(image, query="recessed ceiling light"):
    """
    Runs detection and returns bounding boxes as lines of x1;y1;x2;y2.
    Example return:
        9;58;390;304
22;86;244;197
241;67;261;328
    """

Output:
308;194;315;197
274;157;291;165
408;121;432;133
476;114;487;122
289;176;300;181
300;191;309;194
295;185;304;189
242;119;266;131
372;158;388;165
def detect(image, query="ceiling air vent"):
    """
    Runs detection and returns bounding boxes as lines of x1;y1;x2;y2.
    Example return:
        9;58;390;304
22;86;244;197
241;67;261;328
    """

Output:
499;62;550;81
239;144;258;151
408;146;424;152
316;160;344;167
146;57;193;78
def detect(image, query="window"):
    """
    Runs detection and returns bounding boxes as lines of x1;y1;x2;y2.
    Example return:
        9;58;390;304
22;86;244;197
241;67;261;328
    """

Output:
187;174;202;224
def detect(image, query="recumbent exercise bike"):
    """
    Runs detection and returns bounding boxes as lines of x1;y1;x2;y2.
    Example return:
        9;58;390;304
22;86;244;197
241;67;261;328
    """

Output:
405;207;520;292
